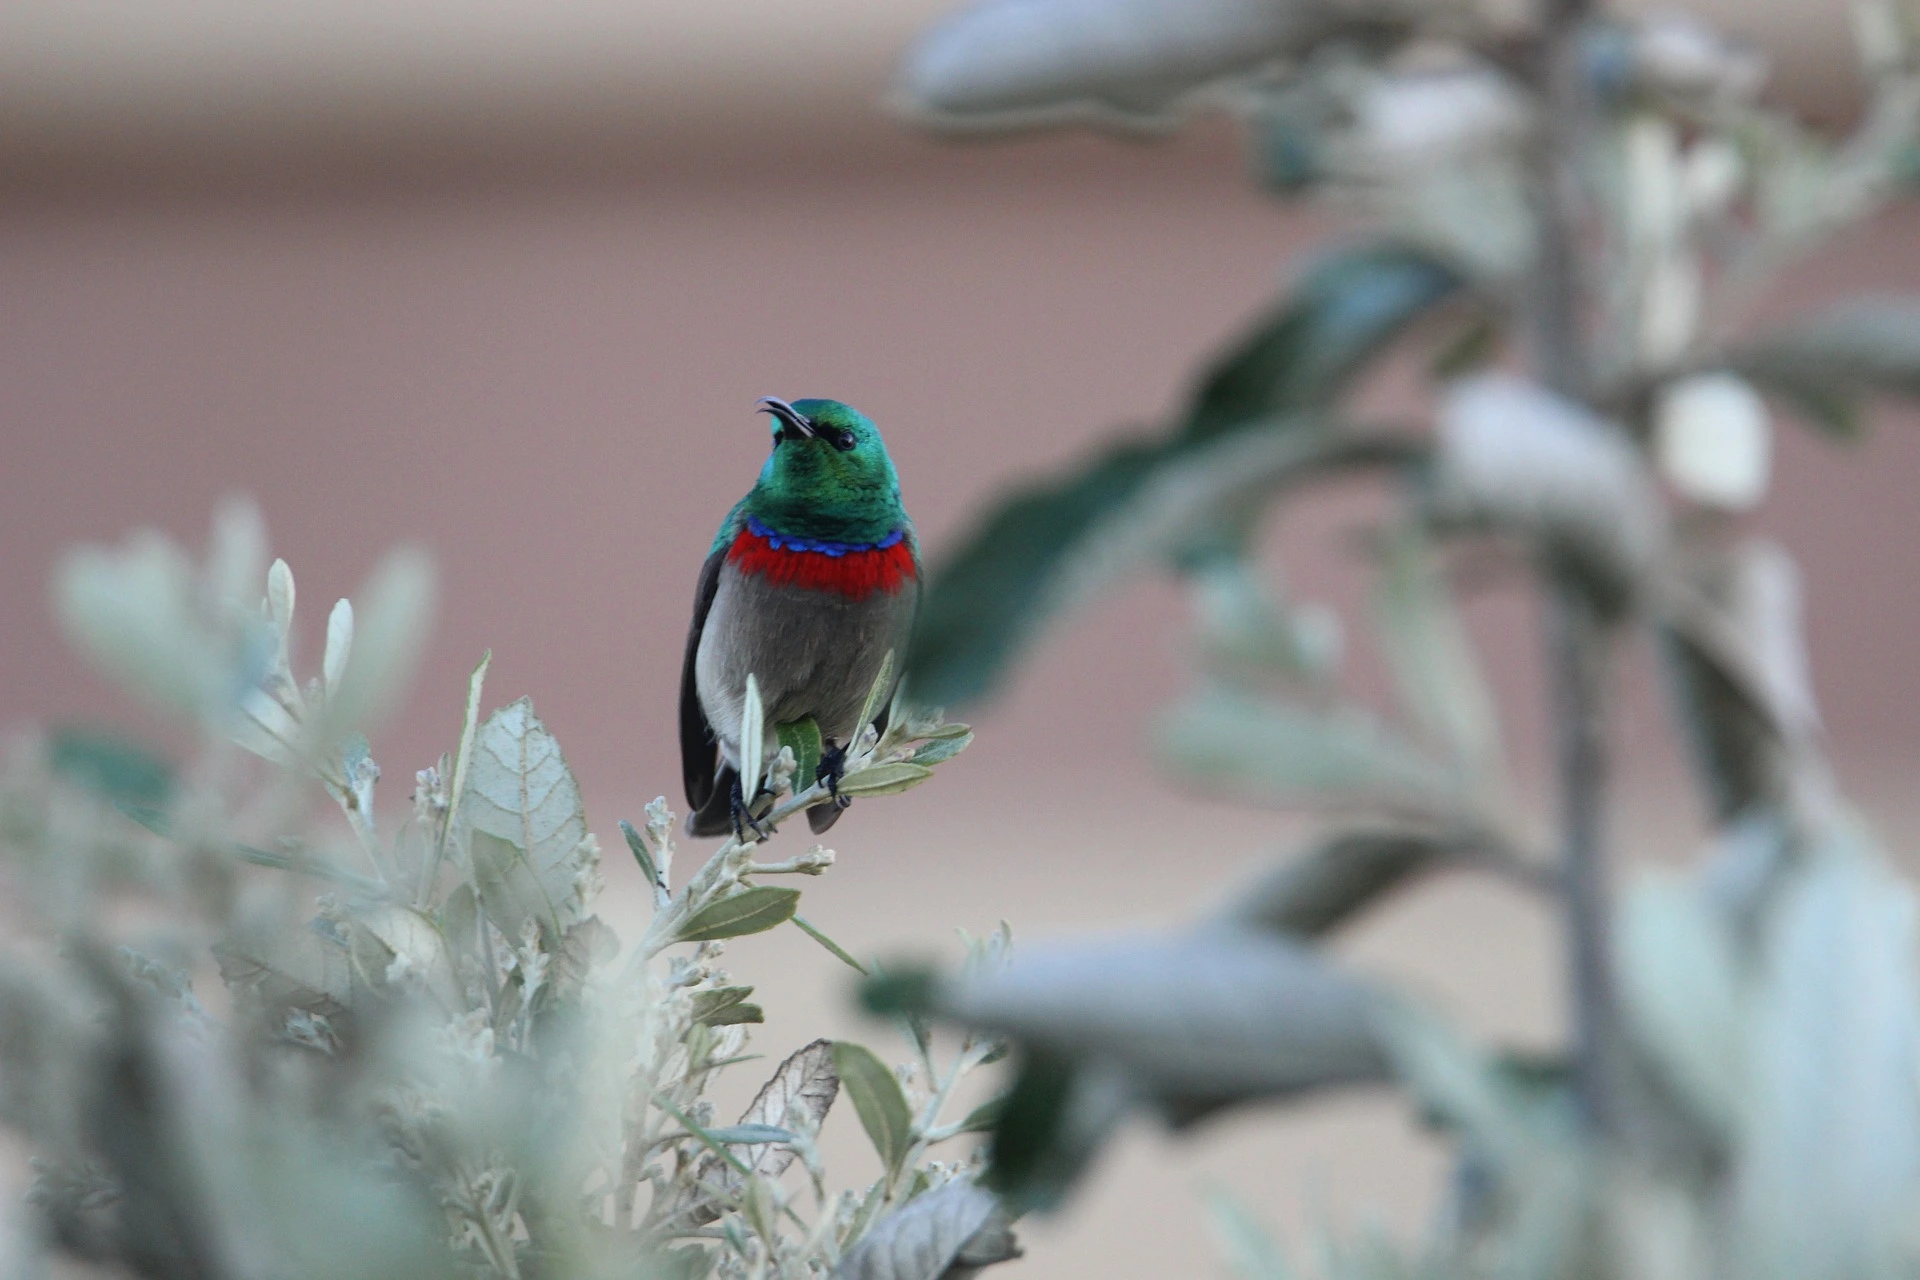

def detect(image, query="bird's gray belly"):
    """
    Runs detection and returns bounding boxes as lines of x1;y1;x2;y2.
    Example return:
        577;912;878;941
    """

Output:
694;564;917;769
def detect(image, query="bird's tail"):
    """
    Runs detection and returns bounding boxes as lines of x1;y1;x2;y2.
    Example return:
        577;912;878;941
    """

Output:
684;764;739;838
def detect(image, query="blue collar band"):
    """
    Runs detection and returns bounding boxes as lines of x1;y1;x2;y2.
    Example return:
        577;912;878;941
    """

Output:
747;515;903;556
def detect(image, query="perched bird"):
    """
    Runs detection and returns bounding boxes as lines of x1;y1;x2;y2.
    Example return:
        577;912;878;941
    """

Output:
680;397;919;838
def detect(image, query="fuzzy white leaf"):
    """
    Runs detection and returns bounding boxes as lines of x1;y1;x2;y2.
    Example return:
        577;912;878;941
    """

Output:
266;557;296;671
1157;692;1459;815
316;546;436;741
1655;373;1773;509
741;673;765;800
944;929;1388;1106
322;599;353;700
1433;374;1663;588
461;698;594;942
837;1181;1019;1280
898;0;1406;128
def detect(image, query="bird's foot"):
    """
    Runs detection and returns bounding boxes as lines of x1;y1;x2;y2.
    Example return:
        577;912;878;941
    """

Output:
815;743;854;812
730;777;774;843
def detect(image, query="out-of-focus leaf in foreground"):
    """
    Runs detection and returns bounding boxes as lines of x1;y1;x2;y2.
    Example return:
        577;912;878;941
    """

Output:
906;244;1453;707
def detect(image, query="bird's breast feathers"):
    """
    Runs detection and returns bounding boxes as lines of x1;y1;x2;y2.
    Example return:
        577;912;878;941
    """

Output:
725;516;917;601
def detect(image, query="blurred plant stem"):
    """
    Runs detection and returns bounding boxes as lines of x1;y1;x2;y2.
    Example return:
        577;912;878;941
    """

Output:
1531;0;1628;1142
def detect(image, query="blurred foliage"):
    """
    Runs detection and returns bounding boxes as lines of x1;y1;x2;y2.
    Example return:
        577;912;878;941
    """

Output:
888;0;1920;1275
0;504;1014;1279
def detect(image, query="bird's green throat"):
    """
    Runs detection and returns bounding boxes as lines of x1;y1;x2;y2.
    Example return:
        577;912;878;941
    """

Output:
736;399;907;547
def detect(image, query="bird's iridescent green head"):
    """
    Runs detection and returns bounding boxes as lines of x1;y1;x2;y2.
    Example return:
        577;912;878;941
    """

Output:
745;398;906;544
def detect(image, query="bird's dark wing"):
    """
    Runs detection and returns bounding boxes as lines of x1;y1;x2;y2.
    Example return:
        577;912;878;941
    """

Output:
680;547;727;815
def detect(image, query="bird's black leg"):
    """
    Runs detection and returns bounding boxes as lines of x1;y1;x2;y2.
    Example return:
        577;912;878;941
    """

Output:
730;775;773;842
815;742;854;811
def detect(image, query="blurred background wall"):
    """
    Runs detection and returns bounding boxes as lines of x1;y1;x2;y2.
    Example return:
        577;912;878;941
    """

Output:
2;0;1917;1273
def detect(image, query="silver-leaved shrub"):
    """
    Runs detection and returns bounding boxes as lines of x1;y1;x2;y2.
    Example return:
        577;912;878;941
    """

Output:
2;499;1016;1280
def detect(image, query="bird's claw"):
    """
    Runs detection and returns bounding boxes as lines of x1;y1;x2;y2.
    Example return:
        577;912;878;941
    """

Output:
730;777;774;843
816;743;853;810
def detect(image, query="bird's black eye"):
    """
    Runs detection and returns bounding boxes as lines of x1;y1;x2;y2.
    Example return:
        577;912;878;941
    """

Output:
830;428;858;451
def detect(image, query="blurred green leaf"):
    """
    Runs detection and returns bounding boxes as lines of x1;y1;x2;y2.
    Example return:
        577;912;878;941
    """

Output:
1725;297;1920;438
1183;244;1460;442
951;930;1389;1122
836;1179;1019;1280
1156;692;1458;813
907;244;1453;708
675;886;801;944
49;728;174;809
984;1051;1130;1213
833;1041;916;1180
1215;825;1470;938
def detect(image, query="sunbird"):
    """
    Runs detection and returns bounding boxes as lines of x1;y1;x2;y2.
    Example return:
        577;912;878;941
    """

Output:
680;397;920;838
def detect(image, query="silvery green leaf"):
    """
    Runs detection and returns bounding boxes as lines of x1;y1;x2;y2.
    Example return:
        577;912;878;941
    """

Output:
834;1040;916;1179
471;831;598;947
857;650;897;743
1214;825;1463;938
460;697;591;942
314;546;436;742
839;762;936;797
214;922;352;1019
702;1124;795;1145
690;985;764;1027
423;650;491;902
741;673;765;799
1614;871;1745;1137
1370;522;1505;794
1731;826;1920;1279
322;598;353;700
910;732;973;766
836;1180;1019;1280
674;885;801;943
621;819;662;894
897;0;1410;129
1156;692;1458;815
943;929;1389;1110
679;1038;841;1225
346;904;465;1013
736;1038;840;1177
1432;374;1662;598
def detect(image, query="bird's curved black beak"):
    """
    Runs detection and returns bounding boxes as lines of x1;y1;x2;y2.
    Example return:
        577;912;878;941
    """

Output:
758;396;816;440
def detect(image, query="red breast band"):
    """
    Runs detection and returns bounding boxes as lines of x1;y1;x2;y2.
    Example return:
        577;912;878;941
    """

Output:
727;526;917;600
